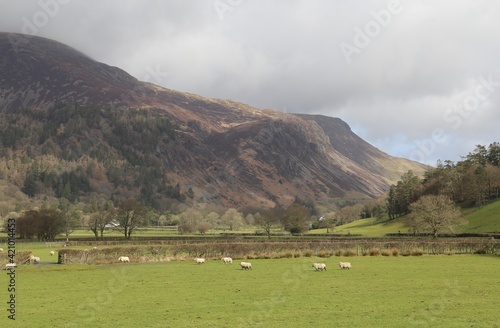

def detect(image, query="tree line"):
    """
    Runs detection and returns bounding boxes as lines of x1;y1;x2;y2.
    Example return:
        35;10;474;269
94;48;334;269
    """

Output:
387;142;500;219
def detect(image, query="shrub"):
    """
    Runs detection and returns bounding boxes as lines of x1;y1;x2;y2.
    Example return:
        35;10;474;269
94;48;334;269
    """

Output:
474;249;487;254
401;249;411;256
293;252;302;258
411;248;423;256
344;249;357;257
335;250;343;257
391;248;400;257
282;252;294;258
304;250;313;257
318;250;331;258
368;248;381;256
381;249;391;256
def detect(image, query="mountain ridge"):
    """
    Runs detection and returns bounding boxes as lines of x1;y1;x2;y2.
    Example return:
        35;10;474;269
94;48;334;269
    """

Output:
0;32;428;210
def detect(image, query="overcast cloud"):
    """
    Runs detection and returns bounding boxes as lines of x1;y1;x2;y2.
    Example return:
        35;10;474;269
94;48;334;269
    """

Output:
1;0;499;164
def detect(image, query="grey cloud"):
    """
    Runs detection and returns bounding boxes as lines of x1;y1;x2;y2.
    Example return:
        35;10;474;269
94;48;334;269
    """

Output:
1;0;499;164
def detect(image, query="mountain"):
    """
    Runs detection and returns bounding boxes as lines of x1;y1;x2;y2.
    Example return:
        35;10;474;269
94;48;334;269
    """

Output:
0;33;428;210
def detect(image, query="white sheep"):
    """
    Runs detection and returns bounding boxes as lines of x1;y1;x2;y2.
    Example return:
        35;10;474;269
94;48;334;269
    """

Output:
312;263;327;271
49;251;55;256
222;257;233;264
32;256;40;264
339;261;351;269
240;261;252;270
0;248;4;252
195;258;205;264
118;256;130;263
4;263;16;270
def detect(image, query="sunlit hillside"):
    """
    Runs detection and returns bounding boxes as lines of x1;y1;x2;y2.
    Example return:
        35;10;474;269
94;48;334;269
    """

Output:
463;200;500;233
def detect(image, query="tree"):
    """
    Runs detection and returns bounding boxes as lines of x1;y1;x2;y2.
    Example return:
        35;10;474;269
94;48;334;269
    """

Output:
338;204;364;225
116;199;146;239
21;172;38;197
88;201;116;240
16;210;38;239
386;171;422;218
220;208;244;231
36;208;65;241
178;208;203;234
58;199;81;242
282;203;310;234
254;207;283;239
409;195;464;238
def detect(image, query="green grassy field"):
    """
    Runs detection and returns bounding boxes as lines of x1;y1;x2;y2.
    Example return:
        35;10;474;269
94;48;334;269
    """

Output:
311;217;411;237
463;200;500;232
3;255;498;327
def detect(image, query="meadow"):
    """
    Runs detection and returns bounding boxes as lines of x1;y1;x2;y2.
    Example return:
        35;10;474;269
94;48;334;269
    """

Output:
2;254;499;327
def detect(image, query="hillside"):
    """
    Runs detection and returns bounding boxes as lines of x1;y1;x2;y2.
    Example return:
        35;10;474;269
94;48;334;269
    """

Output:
0;32;427;212
463;200;500;233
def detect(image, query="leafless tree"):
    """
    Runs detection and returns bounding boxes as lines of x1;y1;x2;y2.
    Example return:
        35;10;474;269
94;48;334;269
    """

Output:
409;195;464;238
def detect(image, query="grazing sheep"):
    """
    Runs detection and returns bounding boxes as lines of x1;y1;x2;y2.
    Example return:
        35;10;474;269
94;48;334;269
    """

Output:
118;256;130;263
195;258;206;264
240;261;252;270
222;257;233;264
0;248;3;252
93;247;97;249
49;251;55;256
339;261;351;269
5;263;16;270
312;263;327;271
29;255;40;264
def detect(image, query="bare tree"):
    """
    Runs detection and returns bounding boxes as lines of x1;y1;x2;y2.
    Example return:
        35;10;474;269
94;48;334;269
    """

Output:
282;203;310;234
58;199;81;242
339;204;364;225
178;208;203;234
116;199;146;239
220;208;244;231
254;207;282;239
409;195;464;238
88;201;116;240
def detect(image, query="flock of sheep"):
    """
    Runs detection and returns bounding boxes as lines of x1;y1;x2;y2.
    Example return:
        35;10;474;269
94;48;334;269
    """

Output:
115;255;351;272
2;247;353;271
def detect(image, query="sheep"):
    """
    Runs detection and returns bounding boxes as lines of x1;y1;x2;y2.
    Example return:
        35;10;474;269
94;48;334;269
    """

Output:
49;251;55;256
195;258;205;264
240;261;252;270
4;263;16;270
29;255;40;264
339;261;351;269
0;248;3;252
118;256;130;263
222;257;233;264
312;263;327;271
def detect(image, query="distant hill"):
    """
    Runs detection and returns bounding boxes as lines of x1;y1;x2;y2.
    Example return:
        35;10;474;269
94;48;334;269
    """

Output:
0;32;428;211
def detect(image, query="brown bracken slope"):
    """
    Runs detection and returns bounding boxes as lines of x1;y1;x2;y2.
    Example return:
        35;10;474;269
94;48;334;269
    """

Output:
0;33;427;208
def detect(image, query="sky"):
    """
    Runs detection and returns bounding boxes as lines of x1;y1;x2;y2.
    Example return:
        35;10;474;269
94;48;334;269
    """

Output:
1;0;499;165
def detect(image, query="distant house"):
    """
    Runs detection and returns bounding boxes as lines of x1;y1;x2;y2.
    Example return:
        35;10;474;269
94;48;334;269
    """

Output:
105;220;120;229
